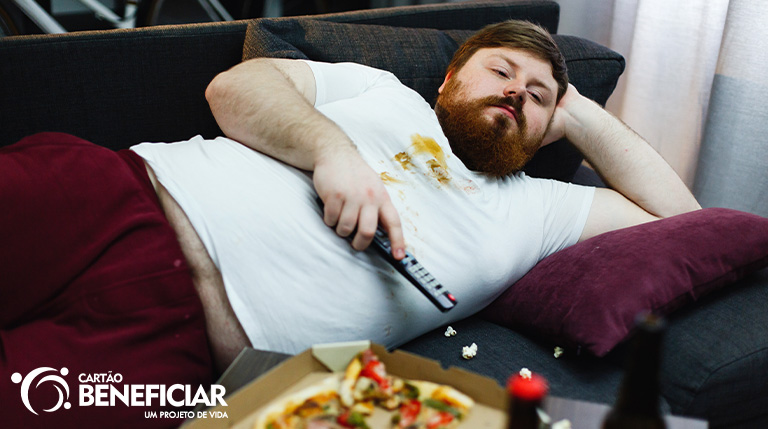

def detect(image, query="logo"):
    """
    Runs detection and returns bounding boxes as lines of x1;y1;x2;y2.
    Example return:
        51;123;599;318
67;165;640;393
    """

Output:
11;367;71;415
11;367;228;420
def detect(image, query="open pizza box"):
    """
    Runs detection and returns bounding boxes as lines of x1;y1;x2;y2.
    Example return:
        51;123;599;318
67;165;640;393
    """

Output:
183;340;508;428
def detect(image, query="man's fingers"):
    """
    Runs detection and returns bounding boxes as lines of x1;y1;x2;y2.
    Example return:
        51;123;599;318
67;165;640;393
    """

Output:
322;196;342;228
323;196;403;259
335;201;359;238
379;203;405;260
351;204;378;251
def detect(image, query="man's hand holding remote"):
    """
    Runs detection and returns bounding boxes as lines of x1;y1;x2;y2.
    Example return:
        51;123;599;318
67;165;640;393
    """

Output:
313;145;406;261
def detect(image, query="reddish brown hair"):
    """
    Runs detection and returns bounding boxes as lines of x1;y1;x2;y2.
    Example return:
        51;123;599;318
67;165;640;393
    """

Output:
447;20;568;102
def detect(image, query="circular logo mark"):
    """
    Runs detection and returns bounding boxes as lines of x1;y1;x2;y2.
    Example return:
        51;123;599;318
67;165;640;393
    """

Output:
11;367;71;415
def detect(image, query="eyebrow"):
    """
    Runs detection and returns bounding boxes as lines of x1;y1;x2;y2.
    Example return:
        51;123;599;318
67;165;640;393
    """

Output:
491;53;556;100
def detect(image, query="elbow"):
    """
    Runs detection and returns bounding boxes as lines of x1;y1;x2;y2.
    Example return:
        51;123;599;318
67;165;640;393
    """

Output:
204;77;215;106
686;201;703;213
205;71;227;113
205;70;238;136
686;202;704;216
676;196;703;216
657;200;703;220
205;58;271;118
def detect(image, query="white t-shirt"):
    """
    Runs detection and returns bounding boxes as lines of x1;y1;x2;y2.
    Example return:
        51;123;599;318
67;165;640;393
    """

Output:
131;61;594;354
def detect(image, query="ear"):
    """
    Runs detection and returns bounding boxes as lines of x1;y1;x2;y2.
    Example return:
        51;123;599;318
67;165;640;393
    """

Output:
438;70;454;94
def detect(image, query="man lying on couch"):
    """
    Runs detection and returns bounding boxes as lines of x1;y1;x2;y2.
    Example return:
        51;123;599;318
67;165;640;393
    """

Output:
198;19;698;361
3;19;698;428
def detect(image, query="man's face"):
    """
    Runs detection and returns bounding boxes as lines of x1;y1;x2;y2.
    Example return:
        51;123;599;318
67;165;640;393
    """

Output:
435;47;558;176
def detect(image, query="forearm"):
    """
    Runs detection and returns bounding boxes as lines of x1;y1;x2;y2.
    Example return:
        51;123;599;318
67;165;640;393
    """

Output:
205;58;356;171
563;95;701;217
205;58;406;257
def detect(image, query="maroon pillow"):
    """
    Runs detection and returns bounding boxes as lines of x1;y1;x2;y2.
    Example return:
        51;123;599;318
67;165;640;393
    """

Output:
480;208;768;356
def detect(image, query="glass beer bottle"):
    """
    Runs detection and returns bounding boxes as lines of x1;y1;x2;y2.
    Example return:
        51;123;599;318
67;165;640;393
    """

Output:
602;312;667;429
507;372;548;429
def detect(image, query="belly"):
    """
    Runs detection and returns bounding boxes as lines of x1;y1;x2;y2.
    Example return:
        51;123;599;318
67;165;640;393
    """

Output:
143;161;250;373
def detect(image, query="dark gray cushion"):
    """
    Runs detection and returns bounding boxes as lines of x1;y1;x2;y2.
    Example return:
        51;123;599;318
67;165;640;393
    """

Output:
244;20;466;106
243;19;624;181
660;268;768;427
400;316;627;407
315;0;559;33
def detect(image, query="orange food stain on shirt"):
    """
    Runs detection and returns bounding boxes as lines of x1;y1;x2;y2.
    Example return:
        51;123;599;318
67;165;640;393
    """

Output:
427;159;450;184
391;134;452;186
380;172;402;184
410;134;447;167
394;152;414;171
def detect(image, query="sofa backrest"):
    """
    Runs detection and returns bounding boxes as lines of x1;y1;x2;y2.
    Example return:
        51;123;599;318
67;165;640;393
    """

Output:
0;1;560;151
0;21;248;149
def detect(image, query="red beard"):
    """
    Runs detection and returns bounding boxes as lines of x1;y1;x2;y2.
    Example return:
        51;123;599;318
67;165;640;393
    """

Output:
435;78;543;177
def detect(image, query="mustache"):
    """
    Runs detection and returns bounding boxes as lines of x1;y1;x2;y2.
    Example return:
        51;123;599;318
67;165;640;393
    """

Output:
478;95;525;127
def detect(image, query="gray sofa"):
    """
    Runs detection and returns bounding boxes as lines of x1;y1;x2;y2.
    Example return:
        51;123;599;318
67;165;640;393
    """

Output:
2;1;767;427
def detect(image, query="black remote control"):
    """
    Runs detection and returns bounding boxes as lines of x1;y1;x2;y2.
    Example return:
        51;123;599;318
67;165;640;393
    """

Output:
317;197;456;312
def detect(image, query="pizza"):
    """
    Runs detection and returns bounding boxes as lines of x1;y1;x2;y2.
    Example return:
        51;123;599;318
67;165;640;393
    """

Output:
391;380;474;429
253;349;474;429
252;375;347;428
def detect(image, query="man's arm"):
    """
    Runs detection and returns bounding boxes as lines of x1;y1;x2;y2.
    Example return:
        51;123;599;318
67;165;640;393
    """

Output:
543;84;701;241
205;58;405;259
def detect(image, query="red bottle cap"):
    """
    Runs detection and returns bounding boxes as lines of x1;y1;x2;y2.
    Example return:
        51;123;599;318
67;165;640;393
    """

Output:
507;373;549;401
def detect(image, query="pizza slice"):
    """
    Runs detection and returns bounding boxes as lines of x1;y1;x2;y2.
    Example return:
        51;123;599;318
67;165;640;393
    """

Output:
391;380;474;429
341;349;405;410
254;375;370;429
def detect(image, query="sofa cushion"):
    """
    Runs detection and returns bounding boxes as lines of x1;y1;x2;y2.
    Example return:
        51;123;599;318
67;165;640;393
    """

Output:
242;18;624;182
400;316;627;407
480;208;768;357
659;268;768;427
315;0;559;33
244;20;467;106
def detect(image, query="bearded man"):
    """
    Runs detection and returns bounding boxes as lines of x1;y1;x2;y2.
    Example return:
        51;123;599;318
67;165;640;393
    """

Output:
194;19;701;362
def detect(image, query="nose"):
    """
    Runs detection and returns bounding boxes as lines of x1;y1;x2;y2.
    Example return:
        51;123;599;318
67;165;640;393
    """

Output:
504;82;526;103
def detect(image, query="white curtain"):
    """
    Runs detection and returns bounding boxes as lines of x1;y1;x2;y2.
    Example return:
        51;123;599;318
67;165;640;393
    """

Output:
693;1;768;216
556;0;768;216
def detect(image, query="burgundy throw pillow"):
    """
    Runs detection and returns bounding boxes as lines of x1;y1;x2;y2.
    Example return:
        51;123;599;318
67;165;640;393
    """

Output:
480;208;768;356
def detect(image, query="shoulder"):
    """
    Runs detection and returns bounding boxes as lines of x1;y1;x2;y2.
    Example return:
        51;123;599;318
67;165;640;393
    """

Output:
304;60;400;88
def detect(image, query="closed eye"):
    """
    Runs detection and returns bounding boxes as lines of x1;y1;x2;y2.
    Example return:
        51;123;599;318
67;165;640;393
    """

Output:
493;68;509;78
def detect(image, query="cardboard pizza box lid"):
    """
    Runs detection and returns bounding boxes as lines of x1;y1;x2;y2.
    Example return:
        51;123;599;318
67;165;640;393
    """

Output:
182;341;508;428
